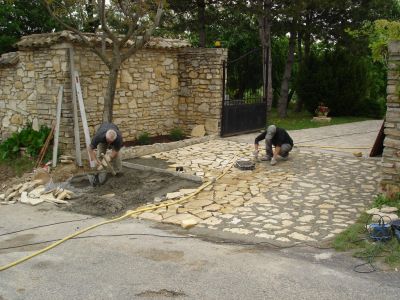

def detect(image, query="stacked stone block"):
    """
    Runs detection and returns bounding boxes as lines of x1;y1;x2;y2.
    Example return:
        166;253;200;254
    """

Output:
382;41;400;195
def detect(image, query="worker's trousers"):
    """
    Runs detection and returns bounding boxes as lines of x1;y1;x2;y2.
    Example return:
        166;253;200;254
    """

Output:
265;139;292;158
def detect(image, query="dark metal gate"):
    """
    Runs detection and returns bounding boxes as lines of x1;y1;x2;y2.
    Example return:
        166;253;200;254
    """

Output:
220;48;267;136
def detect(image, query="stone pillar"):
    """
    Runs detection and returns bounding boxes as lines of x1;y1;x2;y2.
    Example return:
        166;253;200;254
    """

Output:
177;48;228;135
381;41;400;197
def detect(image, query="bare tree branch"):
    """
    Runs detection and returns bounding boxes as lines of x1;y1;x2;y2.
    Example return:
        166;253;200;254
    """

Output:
44;1;111;68
121;3;164;62
98;0;118;45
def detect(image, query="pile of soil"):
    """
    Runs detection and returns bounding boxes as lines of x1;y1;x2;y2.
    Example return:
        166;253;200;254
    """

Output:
67;167;199;216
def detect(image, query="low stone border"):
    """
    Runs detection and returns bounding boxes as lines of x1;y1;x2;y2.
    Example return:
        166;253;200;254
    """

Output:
121;135;217;159
122;161;203;183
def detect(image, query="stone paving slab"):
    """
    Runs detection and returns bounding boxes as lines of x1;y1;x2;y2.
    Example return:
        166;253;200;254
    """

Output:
226;119;383;157
132;128;381;244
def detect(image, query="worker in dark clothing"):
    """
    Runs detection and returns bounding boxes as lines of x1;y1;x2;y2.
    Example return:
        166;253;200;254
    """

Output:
254;125;293;165
88;123;123;172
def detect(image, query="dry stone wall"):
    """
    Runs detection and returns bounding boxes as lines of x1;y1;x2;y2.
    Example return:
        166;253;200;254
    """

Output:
0;36;226;156
382;41;400;195
0;45;70;150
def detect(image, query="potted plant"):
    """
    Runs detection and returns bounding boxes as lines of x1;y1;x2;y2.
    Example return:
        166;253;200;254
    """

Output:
315;102;330;117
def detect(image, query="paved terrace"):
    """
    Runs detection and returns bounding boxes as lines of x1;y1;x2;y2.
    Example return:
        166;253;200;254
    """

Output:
132;120;383;244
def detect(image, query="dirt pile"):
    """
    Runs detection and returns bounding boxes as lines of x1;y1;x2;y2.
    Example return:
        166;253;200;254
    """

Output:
68;167;199;216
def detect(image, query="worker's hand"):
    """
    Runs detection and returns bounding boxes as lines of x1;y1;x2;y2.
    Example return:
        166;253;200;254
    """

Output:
95;158;102;167
253;150;259;159
104;153;112;162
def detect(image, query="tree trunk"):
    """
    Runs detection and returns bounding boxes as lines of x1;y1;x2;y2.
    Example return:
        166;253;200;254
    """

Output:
258;0;273;111
295;31;303;112
304;14;311;60
278;31;296;118
197;0;206;47
267;35;273;111
103;66;119;122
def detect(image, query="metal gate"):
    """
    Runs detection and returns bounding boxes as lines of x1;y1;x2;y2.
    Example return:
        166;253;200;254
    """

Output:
220;48;267;136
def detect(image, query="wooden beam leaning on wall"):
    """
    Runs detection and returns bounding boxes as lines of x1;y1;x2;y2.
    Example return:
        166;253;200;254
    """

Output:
68;47;82;167
52;85;63;167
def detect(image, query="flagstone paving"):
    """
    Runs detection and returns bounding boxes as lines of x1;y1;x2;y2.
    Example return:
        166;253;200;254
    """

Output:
132;138;381;244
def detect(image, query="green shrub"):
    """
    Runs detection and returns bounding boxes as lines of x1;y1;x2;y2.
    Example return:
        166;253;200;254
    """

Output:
169;127;185;141
0;123;51;160
137;132;151;145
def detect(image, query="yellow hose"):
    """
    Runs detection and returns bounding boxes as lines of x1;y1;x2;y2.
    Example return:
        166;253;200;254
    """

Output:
0;157;236;272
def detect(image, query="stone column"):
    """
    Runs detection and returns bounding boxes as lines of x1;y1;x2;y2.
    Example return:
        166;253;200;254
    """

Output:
381;41;400;196
177;48;228;135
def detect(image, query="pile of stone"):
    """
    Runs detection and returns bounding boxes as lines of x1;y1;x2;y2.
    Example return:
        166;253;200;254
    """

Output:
0;168;74;206
59;155;75;164
366;206;399;222
0;180;43;205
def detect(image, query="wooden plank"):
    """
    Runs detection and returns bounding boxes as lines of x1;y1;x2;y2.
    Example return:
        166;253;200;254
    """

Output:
74;71;96;168
52;86;63;167
35;124;55;168
68;48;82;166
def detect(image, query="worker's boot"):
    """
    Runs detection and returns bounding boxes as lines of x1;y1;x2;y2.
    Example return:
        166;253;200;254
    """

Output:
260;155;272;161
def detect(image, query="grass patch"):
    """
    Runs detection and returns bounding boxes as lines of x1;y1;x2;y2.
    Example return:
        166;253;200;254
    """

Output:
333;213;370;251
373;194;400;211
333;194;400;269
267;109;373;131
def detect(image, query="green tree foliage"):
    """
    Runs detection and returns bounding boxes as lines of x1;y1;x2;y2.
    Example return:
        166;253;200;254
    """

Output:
0;0;61;54
297;48;386;118
367;19;400;64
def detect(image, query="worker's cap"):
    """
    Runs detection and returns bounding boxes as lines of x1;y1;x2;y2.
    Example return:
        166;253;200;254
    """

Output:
265;125;276;140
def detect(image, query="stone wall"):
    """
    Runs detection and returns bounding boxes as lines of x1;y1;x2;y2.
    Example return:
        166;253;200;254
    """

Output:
178;48;227;134
382;41;400;196
0;37;227;155
0;46;70;149
72;45;182;145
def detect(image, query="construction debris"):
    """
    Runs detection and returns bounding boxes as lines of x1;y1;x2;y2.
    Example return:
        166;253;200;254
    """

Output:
20;191;44;206
40;193;69;204
0;168;74;206
60;155;75;164
1;179;42;205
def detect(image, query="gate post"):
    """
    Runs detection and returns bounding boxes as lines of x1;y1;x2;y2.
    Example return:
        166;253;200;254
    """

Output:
220;60;226;136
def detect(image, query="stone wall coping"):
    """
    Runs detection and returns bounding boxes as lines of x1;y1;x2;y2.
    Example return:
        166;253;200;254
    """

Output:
16;30;192;50
0;52;19;67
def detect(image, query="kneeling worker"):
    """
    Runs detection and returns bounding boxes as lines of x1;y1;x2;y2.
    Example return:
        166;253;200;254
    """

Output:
254;125;293;166
88;122;123;173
